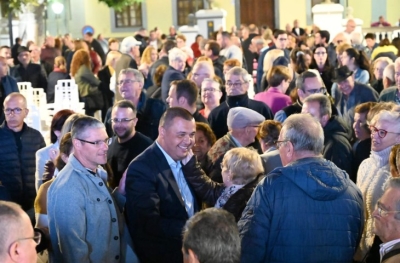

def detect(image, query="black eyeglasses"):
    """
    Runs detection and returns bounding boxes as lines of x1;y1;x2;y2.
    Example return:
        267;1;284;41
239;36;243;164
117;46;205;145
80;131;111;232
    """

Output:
226;82;247;88
370;125;400;139
305;87;327;94
76;138;111;146
3;107;26;115
110;118;136;124
274;140;290;148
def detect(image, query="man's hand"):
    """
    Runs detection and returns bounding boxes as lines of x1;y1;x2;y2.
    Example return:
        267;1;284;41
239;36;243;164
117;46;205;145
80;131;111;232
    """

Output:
181;149;194;166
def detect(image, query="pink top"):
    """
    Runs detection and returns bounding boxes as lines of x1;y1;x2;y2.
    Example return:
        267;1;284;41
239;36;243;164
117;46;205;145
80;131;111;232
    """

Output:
254;88;292;115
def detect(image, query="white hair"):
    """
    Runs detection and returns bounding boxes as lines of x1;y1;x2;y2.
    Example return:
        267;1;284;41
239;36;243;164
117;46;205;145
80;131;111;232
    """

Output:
168;47;187;62
350;32;363;45
383;63;395;82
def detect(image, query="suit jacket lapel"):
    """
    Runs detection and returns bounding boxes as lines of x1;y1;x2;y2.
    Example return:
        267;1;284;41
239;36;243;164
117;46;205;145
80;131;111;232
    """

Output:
153;144;186;209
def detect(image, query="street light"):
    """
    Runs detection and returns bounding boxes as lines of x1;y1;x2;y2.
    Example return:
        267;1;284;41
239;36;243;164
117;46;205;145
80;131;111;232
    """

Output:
51;1;64;36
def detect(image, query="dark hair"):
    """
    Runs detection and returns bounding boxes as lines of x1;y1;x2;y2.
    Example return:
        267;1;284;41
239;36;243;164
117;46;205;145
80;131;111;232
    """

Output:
55;132;73;171
159;107;194;129
273;29;287;39
257;120;282;146
206;40;221;57
296;70;318;91
365;33;376;40
196;122;216;146
354;102;376;115
85;32;93;37
267;66;291;87
344;48;371;77
112;100;137;115
318;30;330;43
15;37;21;43
162;40;177;53
174;80;198;107
50;109;74;143
182;208;240;263
310;44;330;71
161;34;167;40
290;49;308;74
379;38;391;47
392;37;400;57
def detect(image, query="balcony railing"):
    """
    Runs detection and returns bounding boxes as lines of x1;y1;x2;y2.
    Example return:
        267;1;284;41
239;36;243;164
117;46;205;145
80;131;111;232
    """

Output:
362;26;400;41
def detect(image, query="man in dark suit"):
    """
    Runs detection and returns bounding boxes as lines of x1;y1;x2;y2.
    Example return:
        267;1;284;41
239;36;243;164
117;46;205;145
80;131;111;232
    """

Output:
291;19;306;39
241;24;259;74
83;32;106;65
125;107;199;263
10;46;48;92
332;66;379;128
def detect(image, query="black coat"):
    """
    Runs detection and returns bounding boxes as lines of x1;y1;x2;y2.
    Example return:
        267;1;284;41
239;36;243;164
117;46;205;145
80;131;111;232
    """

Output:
242;33;259;74
146;56;169;89
0;122;46;210
11;63;48;92
47;70;70;103
160;66;185;102
208;93;274;139
323;116;354;178
182;156;264;222
125;143;199;263
90;39;106;65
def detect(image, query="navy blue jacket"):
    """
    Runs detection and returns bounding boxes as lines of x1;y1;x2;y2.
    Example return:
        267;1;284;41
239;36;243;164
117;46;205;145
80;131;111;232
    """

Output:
161;66;185;102
238;157;364;263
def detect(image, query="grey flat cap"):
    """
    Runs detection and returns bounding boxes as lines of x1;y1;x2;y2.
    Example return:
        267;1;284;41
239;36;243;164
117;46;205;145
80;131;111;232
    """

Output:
227;107;265;129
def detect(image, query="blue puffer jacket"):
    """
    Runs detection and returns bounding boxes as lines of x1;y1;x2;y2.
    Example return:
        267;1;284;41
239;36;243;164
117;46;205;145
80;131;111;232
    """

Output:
238;157;364;263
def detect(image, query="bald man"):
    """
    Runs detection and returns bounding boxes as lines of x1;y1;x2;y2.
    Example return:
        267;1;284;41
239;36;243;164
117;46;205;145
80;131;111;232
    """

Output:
0;93;45;218
0;201;38;263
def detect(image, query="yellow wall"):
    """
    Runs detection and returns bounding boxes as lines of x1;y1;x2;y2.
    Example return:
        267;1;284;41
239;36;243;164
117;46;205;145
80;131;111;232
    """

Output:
279;0;307;29
348;0;372;28
387;0;399;26
146;0;173;34
217;1;236;31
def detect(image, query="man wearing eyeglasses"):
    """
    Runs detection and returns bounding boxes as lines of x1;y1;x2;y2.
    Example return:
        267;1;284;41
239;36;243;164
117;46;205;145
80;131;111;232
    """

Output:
0;93;45;220
238;113;364;263
47;116;139;263
332;65;379;129
373;178;400;263
0;201;39;263
208;66;273;139
107;100;152;188
274;70;331;123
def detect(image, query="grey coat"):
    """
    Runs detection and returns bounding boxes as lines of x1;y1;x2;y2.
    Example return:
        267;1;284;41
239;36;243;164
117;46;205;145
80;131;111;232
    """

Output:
47;154;138;263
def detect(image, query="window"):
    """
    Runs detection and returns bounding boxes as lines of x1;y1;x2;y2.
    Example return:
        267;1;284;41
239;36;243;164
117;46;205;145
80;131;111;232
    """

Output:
177;0;204;26
114;2;143;28
311;0;340;6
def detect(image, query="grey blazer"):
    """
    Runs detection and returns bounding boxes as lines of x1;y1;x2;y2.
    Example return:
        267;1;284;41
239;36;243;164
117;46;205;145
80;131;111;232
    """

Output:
260;148;283;175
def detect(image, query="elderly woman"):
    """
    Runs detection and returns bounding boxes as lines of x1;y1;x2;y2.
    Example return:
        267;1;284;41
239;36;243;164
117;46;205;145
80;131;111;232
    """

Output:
161;47;187;102
71;49;103;116
258;120;283;174
193;122;217;172
182;147;264;222
356;108;400;262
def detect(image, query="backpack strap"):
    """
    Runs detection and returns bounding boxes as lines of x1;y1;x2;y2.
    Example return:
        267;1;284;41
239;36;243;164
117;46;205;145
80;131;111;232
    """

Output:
382;248;400;262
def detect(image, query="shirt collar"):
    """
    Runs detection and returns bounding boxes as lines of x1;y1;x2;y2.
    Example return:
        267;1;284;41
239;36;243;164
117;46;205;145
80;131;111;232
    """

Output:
380;238;400;261
155;141;180;167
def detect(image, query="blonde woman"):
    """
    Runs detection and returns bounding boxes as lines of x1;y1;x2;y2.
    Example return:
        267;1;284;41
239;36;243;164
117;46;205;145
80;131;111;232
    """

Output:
47;56;69;103
139;46;158;77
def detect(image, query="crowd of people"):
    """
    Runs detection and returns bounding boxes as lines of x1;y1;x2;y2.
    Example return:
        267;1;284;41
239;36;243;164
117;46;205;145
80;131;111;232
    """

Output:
1;18;400;263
